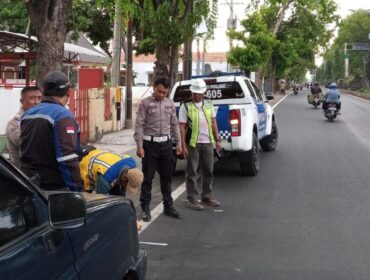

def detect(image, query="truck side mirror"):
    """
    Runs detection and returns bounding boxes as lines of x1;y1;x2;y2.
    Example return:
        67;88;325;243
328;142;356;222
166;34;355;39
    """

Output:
48;193;86;230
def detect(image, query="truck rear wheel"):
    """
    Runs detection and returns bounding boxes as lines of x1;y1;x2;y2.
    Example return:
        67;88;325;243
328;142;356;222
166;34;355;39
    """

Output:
240;132;259;176
260;121;278;152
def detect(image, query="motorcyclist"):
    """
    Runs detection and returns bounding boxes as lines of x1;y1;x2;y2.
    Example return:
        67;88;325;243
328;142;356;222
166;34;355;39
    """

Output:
310;82;322;99
322;82;341;113
293;84;299;94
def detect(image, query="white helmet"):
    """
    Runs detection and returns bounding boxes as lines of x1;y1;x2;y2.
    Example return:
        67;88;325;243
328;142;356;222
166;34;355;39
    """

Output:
190;79;207;94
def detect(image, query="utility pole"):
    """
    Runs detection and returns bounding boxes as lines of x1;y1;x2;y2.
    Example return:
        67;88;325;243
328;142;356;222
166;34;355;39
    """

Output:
226;0;236;72
112;0;122;128
125;18;133;129
344;43;349;78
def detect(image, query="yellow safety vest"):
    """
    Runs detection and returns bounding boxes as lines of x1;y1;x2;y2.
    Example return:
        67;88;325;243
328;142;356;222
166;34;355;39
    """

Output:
80;149;130;191
186;101;215;147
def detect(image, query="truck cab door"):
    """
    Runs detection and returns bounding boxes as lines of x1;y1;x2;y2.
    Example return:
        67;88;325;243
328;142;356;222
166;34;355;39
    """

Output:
0;159;79;280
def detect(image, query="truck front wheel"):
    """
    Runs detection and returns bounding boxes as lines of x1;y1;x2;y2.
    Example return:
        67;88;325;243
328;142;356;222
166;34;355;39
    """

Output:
239;132;259;176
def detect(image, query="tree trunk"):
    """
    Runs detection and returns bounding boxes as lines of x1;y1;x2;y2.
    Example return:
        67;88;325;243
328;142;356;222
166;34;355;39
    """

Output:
25;0;72;85
154;40;170;81
169;44;179;89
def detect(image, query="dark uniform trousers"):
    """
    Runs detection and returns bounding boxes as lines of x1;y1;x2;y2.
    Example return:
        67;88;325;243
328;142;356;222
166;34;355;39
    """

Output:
140;139;174;209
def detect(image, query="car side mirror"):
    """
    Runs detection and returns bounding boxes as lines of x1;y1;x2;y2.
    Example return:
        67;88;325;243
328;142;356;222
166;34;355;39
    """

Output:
48;193;86;230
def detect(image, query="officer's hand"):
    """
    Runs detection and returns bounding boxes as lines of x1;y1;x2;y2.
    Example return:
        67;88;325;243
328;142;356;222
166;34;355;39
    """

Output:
137;148;145;158
215;141;222;152
176;145;182;156
182;146;188;158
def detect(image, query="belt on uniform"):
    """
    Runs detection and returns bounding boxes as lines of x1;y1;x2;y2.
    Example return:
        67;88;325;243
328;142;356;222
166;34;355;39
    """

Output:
143;135;171;143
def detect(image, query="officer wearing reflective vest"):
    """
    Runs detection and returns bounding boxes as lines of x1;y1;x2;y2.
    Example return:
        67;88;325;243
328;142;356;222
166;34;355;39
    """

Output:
179;79;222;211
79;145;143;196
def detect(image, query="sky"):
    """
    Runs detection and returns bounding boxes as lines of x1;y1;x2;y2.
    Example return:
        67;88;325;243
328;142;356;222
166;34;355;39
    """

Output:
205;0;370;53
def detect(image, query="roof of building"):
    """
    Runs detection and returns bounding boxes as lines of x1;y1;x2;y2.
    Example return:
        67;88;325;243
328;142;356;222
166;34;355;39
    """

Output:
133;52;227;63
0;31;110;65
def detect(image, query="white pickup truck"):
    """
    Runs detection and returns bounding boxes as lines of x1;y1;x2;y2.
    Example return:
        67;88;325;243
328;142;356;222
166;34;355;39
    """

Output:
170;74;278;176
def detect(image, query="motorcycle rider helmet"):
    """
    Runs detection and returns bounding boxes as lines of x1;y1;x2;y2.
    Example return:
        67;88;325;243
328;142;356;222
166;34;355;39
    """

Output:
329;82;337;89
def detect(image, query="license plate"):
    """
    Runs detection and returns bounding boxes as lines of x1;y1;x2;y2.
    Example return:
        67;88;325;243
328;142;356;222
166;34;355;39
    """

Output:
314;98;319;102
328;107;336;111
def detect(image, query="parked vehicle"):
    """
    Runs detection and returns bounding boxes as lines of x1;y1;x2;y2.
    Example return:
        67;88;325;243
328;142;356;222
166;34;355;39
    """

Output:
170;73;278;176
324;103;338;122
0;155;147;280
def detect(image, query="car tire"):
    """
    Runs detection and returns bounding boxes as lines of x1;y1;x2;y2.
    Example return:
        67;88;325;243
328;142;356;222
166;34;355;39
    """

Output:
240;132;259;176
260;121;278;152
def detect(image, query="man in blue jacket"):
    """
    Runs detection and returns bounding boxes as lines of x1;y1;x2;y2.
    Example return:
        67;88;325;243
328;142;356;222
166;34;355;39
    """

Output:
322;82;341;113
21;70;83;191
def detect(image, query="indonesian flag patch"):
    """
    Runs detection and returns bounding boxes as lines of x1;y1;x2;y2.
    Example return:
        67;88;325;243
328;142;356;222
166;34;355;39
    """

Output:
66;126;75;134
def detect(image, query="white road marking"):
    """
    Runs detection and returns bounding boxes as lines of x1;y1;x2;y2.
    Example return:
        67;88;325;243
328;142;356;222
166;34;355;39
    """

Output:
139;241;168;246
139;183;186;235
272;94;290;109
139;96;287;235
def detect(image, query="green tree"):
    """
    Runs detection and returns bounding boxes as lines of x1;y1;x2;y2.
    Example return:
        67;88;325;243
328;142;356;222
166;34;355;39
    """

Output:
133;0;218;85
0;0;29;33
318;10;370;89
25;0;73;83
70;0;114;57
227;0;338;90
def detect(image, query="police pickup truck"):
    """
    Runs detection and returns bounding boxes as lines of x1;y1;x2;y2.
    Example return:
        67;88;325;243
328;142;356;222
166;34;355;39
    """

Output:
170;73;278;175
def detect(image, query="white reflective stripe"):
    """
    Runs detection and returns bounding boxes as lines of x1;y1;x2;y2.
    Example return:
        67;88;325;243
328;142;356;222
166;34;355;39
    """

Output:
22;114;55;125
57;153;78;162
93;159;112;169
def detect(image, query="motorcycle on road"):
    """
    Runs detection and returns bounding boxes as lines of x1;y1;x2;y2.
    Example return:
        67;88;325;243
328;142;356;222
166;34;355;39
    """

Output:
324;103;338;122
307;94;323;109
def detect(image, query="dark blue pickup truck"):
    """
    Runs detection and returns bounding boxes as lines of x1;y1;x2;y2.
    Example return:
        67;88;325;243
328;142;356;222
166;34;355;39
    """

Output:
0;155;146;280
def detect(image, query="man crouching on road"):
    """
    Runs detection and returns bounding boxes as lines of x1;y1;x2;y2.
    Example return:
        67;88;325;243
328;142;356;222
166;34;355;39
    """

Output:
79;145;143;196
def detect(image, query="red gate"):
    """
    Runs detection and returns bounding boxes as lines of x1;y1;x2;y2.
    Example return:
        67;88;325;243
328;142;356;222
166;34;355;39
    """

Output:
69;89;89;144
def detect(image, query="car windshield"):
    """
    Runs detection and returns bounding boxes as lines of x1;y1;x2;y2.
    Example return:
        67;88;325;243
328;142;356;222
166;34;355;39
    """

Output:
173;81;245;103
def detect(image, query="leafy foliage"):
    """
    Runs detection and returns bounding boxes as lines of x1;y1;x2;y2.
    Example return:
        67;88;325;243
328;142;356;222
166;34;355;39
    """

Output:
70;0;114;56
134;0;211;55
316;10;370;88
227;0;338;83
0;0;28;33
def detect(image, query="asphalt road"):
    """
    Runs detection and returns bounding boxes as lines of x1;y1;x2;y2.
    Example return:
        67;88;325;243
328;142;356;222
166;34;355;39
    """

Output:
139;90;370;280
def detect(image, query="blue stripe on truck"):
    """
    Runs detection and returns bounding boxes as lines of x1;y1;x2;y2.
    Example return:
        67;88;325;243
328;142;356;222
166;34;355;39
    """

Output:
215;105;231;140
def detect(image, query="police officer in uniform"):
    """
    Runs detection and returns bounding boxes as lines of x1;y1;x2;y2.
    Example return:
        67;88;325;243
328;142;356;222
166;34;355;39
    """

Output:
134;77;182;221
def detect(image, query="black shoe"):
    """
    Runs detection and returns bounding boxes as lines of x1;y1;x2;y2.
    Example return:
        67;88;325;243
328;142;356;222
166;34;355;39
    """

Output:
163;206;181;218
141;209;151;222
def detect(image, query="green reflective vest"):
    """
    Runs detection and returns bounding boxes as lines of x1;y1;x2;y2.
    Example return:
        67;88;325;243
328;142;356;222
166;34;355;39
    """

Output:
185;101;215;147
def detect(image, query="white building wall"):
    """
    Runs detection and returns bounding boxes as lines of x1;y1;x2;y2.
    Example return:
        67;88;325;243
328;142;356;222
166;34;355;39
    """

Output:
0;88;21;135
133;61;228;85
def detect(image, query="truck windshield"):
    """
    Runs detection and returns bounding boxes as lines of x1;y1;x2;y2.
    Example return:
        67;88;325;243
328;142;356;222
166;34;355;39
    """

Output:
173;81;244;103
